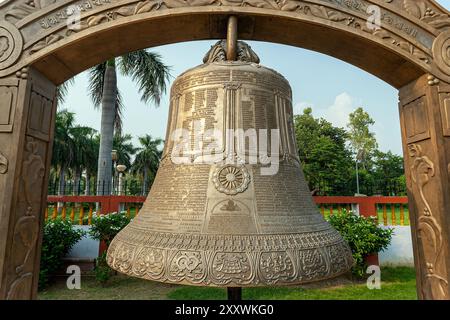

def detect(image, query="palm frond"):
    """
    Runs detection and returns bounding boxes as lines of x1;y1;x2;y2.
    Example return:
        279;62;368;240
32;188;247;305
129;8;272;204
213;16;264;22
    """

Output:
119;50;171;106
114;89;124;135
56;78;75;105
88;62;107;108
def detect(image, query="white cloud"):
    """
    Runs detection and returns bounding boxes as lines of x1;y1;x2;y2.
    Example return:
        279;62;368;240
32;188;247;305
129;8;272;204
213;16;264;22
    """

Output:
293;101;315;115
320;92;356;128
293;93;356;128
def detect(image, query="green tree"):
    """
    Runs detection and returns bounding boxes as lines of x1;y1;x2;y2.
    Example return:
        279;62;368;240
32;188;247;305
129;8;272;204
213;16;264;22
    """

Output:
71;126;98;195
84;134;100;195
52;110;99;196
113;133;137;169
347;107;378;167
294;108;353;195
347;107;378;194
88;51;171;195
132;134;163;195
372;150;405;195
52;110;76;196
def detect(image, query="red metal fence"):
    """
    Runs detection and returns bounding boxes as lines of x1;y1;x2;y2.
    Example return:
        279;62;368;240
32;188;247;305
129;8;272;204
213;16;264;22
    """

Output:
46;195;146;225
46;195;410;226
314;196;410;226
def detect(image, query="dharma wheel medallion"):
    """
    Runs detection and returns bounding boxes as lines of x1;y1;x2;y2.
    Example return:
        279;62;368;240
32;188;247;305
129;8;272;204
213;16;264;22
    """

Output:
107;40;354;287
213;165;250;195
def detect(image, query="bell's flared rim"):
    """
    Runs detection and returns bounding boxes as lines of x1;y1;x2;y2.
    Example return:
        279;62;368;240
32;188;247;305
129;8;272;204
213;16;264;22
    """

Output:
107;225;354;288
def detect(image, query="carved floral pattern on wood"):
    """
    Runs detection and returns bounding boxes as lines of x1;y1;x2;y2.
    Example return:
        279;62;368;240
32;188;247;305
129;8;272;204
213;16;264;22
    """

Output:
1;0;448;76
409;143;449;300
6;137;44;300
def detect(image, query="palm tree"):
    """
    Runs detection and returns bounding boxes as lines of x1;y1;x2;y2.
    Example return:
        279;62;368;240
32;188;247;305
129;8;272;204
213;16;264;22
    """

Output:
112;133;137;194
88;51;170;195
132;135;163;195
52;110;76;196
84;134;100;195
52;110;101;196
71;126;98;195
113;133;137;169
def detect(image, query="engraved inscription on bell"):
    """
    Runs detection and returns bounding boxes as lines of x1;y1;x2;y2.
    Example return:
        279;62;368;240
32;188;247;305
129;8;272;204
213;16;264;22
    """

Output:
107;41;353;287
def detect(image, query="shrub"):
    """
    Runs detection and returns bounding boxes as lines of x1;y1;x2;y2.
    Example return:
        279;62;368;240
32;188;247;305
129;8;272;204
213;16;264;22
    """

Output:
89;212;131;246
39;219;85;289
89;212;131;284
327;210;394;278
94;252;113;285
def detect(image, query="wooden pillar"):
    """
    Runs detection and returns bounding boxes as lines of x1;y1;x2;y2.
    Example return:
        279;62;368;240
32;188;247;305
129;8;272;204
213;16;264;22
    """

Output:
0;68;56;299
399;74;450;300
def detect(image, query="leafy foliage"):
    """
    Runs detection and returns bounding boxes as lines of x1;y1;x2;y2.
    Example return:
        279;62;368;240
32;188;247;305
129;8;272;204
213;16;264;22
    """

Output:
119;50;171;105
51;110;100;195
294;108;353;194
87;51;170;195
88;51;171;135
94;252;114;286
39;219;85;290
327;210;394;278
56;78;75;105
371;150;406;195
89;212;131;246
132;134;163;195
52;110;77;169
113;133;137;169
294;107;406;196
347;107;378;167
89;212;131;284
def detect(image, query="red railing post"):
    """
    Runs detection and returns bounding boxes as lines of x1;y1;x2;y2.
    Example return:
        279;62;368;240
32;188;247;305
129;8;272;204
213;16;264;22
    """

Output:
357;197;377;218
356;196;380;266
100;197;110;215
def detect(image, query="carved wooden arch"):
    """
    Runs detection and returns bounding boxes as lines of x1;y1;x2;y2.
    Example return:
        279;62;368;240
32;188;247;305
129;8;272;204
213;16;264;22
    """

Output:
0;0;450;300
0;0;448;86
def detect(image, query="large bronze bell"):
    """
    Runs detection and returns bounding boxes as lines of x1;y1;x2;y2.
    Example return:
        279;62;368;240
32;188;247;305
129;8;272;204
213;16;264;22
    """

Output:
107;40;353;287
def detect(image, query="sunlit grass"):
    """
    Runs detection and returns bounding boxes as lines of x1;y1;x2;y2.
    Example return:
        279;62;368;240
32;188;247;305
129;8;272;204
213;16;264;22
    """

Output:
38;267;416;300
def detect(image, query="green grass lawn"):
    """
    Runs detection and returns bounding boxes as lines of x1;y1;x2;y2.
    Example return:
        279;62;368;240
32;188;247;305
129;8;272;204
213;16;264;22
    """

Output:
376;206;410;226
38;267;417;300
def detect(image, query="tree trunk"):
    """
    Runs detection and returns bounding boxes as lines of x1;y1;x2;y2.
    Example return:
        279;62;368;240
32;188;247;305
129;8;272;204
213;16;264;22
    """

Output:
58;166;66;196
142;168;148;196
74;167;81;195
58;166;66;212
85;170;91;195
96;62;117;196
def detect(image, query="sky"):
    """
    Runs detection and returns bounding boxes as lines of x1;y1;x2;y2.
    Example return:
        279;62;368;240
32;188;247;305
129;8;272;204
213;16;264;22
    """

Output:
61;0;450;157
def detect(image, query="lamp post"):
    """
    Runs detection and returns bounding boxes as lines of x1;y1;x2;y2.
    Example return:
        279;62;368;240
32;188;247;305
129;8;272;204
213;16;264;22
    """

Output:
355;149;364;196
116;165;127;195
111;149;118;195
116;164;127;212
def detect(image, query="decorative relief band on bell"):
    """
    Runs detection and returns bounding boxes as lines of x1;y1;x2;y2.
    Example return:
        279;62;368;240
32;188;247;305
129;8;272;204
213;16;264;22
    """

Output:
107;233;353;287
112;226;344;251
